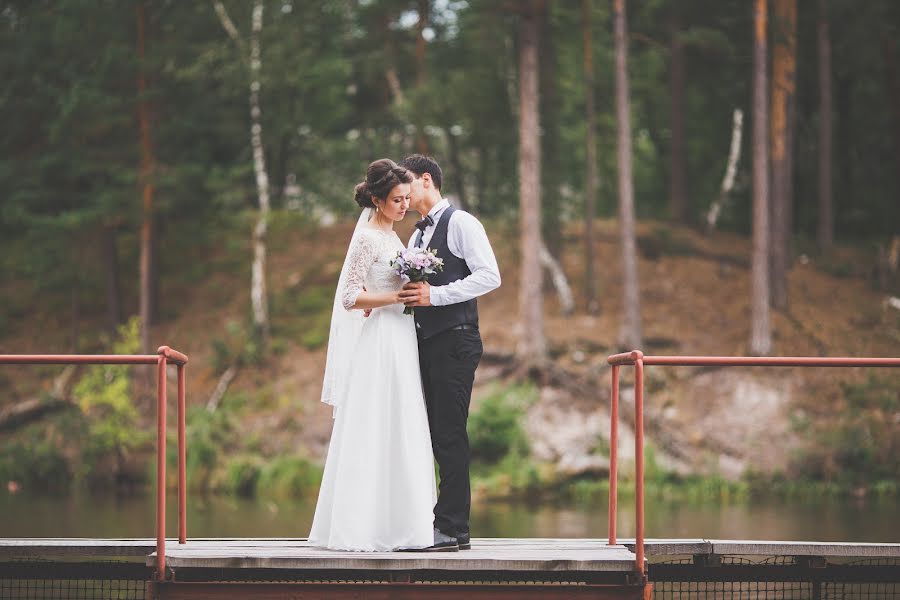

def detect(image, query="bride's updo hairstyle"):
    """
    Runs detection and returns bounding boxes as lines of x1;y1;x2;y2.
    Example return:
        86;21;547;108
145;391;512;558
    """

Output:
354;159;412;208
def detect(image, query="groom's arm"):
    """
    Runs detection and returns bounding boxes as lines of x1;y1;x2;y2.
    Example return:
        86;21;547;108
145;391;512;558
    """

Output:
428;212;501;306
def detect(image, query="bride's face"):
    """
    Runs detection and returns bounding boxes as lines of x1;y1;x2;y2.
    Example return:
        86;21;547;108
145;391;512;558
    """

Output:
375;183;411;222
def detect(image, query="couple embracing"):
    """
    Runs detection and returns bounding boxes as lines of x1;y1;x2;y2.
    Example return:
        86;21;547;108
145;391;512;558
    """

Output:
308;155;501;552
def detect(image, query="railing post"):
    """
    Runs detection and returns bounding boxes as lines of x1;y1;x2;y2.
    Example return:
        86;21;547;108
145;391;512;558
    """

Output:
634;355;645;576
156;354;167;580
608;365;619;546
177;363;187;545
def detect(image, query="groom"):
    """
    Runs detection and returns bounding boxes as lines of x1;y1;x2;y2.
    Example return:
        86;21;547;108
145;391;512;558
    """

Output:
399;155;501;552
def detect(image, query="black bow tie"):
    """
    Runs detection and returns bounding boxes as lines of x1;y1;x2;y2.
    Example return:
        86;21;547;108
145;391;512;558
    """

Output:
415;215;434;232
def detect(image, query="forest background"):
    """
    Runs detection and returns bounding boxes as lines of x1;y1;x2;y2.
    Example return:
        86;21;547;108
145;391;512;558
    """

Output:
1;0;898;505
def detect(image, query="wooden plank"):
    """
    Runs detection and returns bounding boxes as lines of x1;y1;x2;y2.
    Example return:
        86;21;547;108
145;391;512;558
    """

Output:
708;540;900;558
618;538;711;556
152;540;639;572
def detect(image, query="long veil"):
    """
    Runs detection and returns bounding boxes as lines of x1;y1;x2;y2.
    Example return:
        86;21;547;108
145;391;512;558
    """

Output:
320;207;374;416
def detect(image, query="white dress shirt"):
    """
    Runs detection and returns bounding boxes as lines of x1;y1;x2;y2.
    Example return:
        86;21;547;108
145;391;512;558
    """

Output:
407;199;501;306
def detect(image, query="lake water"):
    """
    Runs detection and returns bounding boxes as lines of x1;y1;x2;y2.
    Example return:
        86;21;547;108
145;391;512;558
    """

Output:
2;491;897;543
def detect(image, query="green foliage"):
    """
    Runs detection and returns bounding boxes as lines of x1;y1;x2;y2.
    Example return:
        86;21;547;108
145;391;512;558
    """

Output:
0;436;71;493
72;318;149;484
468;385;536;465
222;456;262;498
257;455;323;498
794;376;900;485
209;318;264;374
295;287;333;313
181;406;235;491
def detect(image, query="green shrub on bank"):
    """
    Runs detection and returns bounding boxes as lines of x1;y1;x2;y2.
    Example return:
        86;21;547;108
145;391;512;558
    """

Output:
793;375;900;486
73;318;151;486
222;455;262;497
469;384;535;464
258;456;323;498
0;435;71;493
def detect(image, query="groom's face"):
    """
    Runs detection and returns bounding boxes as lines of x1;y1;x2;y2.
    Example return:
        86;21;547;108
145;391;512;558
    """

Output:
407;173;427;214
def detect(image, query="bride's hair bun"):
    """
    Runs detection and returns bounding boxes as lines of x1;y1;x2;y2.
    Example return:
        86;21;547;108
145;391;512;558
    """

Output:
354;159;412;208
354;181;374;208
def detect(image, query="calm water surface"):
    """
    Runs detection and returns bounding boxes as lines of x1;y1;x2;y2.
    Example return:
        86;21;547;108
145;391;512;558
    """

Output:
2;492;897;542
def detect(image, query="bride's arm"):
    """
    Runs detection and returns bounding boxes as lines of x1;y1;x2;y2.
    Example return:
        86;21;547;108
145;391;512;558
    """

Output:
340;234;402;311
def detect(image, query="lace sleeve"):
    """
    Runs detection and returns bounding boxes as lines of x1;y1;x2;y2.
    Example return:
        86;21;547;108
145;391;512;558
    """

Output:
340;232;376;310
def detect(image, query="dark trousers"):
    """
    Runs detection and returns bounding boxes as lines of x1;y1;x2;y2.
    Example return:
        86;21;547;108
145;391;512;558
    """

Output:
418;327;483;537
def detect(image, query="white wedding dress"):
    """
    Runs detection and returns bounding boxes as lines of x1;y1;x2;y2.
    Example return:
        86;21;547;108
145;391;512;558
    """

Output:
308;226;437;551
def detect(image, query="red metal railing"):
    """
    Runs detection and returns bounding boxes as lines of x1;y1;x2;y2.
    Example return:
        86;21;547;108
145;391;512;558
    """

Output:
0;346;188;580
606;350;900;576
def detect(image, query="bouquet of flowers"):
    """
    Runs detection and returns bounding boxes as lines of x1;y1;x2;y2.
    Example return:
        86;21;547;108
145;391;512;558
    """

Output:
390;247;444;315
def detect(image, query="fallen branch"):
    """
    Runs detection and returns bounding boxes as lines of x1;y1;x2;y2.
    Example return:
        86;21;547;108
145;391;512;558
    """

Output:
539;243;575;316
206;364;238;413
0;365;78;431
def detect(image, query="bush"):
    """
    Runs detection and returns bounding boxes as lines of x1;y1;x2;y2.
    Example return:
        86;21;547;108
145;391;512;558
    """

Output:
0;437;71;493
793;375;900;486
73;317;149;485
177;406;234;491
258;455;323;498
468;385;535;464
222;456;262;497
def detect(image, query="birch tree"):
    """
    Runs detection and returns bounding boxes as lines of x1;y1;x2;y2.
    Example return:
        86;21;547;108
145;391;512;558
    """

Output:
214;0;271;347
613;0;642;350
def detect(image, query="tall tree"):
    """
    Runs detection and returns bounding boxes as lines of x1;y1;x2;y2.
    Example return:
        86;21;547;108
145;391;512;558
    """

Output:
248;0;270;347
668;3;688;224
769;0;797;310
516;0;547;370
136;1;156;355
582;0;599;312
751;0;772;356
214;0;271;348
414;0;430;154
613;0;642;350
817;0;833;252
539;0;562;255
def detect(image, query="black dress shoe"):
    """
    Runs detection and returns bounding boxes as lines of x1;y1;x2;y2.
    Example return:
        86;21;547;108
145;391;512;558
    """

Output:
398;528;459;552
457;532;471;550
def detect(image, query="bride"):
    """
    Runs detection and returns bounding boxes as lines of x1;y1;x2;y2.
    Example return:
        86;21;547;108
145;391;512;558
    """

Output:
308;159;437;551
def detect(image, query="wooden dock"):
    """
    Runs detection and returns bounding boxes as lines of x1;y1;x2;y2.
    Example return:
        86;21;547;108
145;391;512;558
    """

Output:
4;537;899;599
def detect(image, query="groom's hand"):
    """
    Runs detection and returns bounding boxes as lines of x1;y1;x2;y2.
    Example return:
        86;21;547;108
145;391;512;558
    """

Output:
400;282;432;307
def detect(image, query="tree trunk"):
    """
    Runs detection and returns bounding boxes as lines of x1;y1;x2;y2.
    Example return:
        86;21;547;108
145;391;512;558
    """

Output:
613;0;642;350
751;0;772;356
516;1;546;370
414;0;430;154
769;0;796;311
539;0;562;256
882;39;900;198
668;6;688;224
137;1;155;355
103;225;123;336
817;0;833;252
444;125;469;211
582;0;599;313
249;0;270;347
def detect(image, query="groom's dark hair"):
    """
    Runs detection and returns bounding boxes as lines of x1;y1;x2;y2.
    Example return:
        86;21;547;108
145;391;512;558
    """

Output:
401;154;442;191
